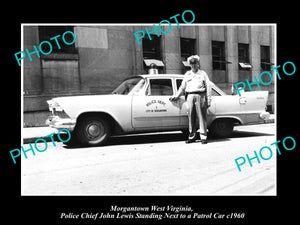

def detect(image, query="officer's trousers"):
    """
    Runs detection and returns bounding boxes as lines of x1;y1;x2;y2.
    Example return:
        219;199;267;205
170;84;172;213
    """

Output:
186;93;208;140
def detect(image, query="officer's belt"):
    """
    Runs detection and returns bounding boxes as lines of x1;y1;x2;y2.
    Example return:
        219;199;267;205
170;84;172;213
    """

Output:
186;91;206;95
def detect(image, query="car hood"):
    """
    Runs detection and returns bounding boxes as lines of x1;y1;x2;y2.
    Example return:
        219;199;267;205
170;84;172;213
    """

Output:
52;94;117;104
49;94;132;118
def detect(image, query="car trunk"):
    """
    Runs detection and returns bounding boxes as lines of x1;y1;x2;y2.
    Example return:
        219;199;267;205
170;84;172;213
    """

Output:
239;91;269;112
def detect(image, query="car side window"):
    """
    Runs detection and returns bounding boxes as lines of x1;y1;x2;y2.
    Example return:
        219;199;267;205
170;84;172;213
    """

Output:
148;79;173;96
211;88;221;96
175;79;183;90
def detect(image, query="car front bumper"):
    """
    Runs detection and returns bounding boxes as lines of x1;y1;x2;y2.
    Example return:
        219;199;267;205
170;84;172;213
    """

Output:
46;115;76;132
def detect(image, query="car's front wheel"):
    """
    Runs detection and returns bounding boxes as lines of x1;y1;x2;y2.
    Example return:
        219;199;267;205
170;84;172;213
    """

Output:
209;118;234;138
75;115;111;146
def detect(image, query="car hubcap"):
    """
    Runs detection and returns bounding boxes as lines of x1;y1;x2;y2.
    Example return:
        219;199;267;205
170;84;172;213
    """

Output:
86;122;103;140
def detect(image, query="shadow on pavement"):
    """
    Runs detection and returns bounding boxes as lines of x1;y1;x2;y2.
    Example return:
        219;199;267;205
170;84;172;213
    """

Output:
108;132;186;146
64;128;274;149
231;130;274;138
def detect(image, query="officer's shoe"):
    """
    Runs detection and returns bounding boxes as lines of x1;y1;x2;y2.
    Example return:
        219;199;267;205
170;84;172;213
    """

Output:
186;133;196;144
201;140;208;144
185;139;196;144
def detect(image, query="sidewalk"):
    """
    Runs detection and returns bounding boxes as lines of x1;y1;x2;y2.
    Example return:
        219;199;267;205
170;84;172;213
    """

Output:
265;113;275;124
22;114;275;144
22;127;59;144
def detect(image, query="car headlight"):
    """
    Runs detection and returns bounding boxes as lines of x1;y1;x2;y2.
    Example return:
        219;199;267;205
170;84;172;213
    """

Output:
47;100;64;112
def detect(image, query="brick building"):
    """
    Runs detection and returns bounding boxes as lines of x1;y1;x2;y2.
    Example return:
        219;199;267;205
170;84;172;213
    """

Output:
22;24;275;127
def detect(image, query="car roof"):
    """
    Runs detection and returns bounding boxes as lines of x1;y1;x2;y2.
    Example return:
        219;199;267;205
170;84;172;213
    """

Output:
139;74;185;79
138;74;227;96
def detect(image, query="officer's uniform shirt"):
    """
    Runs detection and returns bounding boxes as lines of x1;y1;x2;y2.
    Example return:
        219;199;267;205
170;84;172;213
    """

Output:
179;69;212;104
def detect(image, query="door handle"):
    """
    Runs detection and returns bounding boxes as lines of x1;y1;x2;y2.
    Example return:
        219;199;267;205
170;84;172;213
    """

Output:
239;97;247;104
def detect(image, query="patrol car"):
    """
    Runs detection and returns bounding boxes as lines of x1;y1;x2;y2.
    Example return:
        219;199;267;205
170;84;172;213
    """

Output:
46;74;270;146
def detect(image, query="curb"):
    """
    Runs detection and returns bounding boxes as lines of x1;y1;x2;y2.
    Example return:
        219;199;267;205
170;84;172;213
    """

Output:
264;118;275;124
23;133;71;145
22;127;69;144
265;114;275;124
23;135;59;145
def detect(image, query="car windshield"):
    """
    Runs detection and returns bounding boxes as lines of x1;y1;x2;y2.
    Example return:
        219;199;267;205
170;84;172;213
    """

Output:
112;76;145;95
210;81;227;96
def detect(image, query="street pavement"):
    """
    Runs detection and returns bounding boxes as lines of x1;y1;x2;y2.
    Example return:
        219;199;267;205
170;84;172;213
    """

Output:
21;123;276;196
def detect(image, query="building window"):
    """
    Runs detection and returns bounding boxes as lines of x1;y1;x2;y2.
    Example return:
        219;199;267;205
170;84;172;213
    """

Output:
260;45;271;70
143;35;163;73
38;26;77;54
238;43;251;70
180;38;196;60
143;35;162;60
212;41;226;70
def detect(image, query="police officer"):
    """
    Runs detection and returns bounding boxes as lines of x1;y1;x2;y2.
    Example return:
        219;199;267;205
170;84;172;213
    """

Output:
170;55;211;144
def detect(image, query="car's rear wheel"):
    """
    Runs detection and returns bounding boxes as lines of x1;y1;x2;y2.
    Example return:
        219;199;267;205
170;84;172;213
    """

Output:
75;115;111;146
209;119;234;138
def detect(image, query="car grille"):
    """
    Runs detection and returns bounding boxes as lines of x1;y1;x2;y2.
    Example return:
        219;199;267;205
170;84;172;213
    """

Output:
51;110;70;118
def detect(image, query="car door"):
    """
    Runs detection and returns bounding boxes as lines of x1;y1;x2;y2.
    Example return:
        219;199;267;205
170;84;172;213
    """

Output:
175;78;188;127
131;78;180;129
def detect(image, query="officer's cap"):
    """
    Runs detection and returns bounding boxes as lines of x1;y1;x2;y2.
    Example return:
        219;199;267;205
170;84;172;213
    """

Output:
187;55;200;65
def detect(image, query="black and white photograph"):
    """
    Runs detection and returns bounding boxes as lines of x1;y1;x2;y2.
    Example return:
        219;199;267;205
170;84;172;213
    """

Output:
4;5;298;225
20;24;276;196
